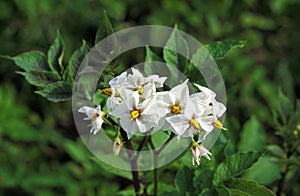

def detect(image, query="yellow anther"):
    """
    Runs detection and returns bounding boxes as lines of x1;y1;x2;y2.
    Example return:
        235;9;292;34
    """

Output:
130;110;140;120
190;119;200;130
91;113;100;121
102;88;112;95
171;105;181;114
137;86;145;95
213;120;228;130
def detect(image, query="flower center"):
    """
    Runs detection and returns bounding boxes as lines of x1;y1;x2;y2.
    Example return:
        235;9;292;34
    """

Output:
91;113;100;121
190;118;200;130
171;105;181;114
135;86;145;95
130;110;140;120
102;88;112;95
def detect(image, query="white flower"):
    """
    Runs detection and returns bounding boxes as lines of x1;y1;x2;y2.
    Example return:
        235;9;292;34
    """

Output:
189;84;227;142
111;92;164;139
78;105;103;135
106;72;128;110
154;80;190;130
192;83;226;118
166;99;211;138
191;143;212;166
126;68;167;99
107;68;167;110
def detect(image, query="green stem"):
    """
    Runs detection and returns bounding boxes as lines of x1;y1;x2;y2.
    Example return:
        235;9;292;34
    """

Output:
148;136;158;196
120;129;140;195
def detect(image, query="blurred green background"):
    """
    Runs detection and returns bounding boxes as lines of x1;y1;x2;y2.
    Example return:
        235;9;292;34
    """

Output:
0;0;300;195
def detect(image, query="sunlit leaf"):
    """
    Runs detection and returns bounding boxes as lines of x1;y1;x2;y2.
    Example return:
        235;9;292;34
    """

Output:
226;178;275;196
213;151;262;185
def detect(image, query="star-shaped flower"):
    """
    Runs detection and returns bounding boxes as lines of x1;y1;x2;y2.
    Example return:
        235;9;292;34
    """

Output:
191;141;212;166
78;105;104;135
111;92;164;139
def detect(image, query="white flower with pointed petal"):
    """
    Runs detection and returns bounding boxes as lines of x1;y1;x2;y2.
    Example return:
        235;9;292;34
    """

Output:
154;80;190;130
106;71;129;110
192;83;226;118
111;92;163;139
78;105;103;135
191;143;212;166
190;84;227;141
166;99;209;138
126;68;167;99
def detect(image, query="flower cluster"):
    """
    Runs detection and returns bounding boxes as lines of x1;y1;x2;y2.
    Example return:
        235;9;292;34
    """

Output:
78;68;227;165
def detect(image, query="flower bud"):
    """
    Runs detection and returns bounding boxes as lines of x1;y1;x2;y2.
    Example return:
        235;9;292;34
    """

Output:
113;137;122;156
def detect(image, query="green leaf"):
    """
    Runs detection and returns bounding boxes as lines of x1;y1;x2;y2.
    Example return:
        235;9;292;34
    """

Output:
63;40;89;82
215;186;231;196
266;145;286;159
17;70;59;87
144;46;163;76
94;11;118;66
226;178;275;196
204;40;246;60
213;151;262;185
242;155;281;185
228;188;250;196
198;188;213;196
5;51;49;72
95;10;115;45
163;25;189;69
238;116;266;151
193;170;214;192
175;165;194;193
35;81;72;102
48;30;65;76
277;88;293;123
151;131;170;148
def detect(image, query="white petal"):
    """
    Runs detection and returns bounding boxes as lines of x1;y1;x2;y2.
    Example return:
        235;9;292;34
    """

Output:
166;115;189;135
145;75;167;88
171;79;189;103
194;84;216;99
198;116;216;132
91;117;104;134
213;100;226;118
111;102;130;119
197;131;209;143
78;106;97;119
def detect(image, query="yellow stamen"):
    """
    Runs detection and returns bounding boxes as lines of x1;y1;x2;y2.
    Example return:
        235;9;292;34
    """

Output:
91;113;100;121
130;110;140;120
190;119;200;130
137;86;145;95
171;105;181;114
213;120;228;130
102;88;112;95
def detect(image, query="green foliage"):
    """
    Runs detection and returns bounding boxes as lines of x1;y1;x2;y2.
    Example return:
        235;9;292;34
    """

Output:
175;165;194;193
226;178;275;196
63;40;89;82
213;152;262;185
204;40;246;60
35;81;72;102
1;1;300;195
9;51;49;72
95;11;115;45
238;116;266;151
48;30;65;76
